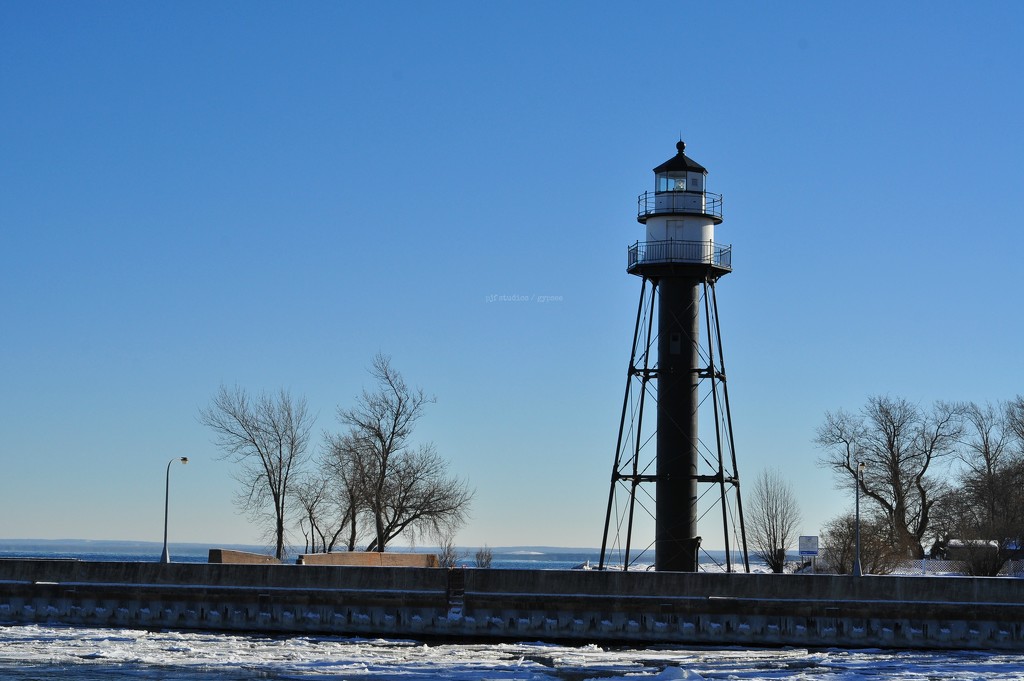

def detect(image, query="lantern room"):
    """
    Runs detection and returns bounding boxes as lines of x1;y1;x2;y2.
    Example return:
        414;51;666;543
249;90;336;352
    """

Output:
654;141;707;194
638;140;722;226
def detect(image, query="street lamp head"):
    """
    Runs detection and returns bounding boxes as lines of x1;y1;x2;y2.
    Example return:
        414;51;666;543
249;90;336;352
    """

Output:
180;457;189;465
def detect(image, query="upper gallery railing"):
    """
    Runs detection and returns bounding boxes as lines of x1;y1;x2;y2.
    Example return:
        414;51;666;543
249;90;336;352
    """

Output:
637;191;723;221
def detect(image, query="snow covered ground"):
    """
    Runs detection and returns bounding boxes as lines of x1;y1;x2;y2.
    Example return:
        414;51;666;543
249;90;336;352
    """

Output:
3;625;1024;680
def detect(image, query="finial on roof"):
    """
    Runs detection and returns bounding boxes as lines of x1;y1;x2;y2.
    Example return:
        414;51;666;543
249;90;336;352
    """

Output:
676;140;686;154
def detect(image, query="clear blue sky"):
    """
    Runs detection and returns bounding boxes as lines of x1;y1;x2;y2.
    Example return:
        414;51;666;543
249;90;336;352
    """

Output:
3;1;1023;551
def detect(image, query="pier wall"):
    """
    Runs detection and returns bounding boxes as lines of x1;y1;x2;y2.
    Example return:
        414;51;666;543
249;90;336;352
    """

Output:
2;559;1023;649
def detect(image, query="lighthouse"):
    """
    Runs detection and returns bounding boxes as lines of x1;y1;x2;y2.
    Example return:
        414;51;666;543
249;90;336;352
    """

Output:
599;141;748;573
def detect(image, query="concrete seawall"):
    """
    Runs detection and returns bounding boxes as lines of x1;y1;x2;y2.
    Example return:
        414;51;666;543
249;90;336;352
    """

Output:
2;559;1023;649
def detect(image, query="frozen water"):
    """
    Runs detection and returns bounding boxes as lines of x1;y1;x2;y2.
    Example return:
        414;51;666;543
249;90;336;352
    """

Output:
3;625;1024;680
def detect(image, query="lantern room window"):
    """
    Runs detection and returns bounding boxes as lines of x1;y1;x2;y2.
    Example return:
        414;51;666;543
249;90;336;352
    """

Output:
656;172;688;193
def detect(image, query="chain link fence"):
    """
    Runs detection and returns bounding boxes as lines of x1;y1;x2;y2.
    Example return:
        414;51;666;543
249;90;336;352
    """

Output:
794;558;1024;576
889;559;1024;577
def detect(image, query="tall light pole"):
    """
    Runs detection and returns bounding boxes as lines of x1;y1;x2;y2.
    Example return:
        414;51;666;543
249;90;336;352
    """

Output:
160;457;189;564
852;460;866;576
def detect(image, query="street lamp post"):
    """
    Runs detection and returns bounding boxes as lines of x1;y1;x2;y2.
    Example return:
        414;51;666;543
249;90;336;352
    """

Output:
160;457;189;564
853;460;866;577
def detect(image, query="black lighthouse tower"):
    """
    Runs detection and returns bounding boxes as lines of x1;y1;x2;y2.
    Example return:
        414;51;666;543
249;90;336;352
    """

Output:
599;141;748;573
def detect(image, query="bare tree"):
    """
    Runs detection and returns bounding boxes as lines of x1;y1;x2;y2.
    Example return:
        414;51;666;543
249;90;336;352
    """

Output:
295;474;328;554
819;513;855;574
747;467;801;573
475;545;494;568
199;386;314;559
320;431;367;552
437;539;462;568
930;400;1024;574
294;472;352;554
955;402;1020;539
819;512;901;575
333;354;474;552
1007;395;1024;443
816;396;963;559
932;487;1008;576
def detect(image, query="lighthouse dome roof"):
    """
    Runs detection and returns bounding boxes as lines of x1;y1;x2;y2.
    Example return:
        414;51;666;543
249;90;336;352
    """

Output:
652;141;707;174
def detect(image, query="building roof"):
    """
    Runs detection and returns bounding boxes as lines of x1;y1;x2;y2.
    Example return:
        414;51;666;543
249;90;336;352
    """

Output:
652;141;708;174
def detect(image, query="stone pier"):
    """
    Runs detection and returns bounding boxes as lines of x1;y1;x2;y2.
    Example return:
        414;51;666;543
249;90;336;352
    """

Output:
1;559;1023;649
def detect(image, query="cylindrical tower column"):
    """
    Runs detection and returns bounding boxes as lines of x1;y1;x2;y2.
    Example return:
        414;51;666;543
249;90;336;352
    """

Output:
656;277;702;572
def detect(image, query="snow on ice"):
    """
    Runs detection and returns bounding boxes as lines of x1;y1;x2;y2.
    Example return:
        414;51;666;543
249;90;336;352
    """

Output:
3;625;1024;679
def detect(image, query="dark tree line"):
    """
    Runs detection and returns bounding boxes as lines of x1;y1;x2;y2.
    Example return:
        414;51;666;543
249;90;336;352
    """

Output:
200;354;473;558
816;395;1024;574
